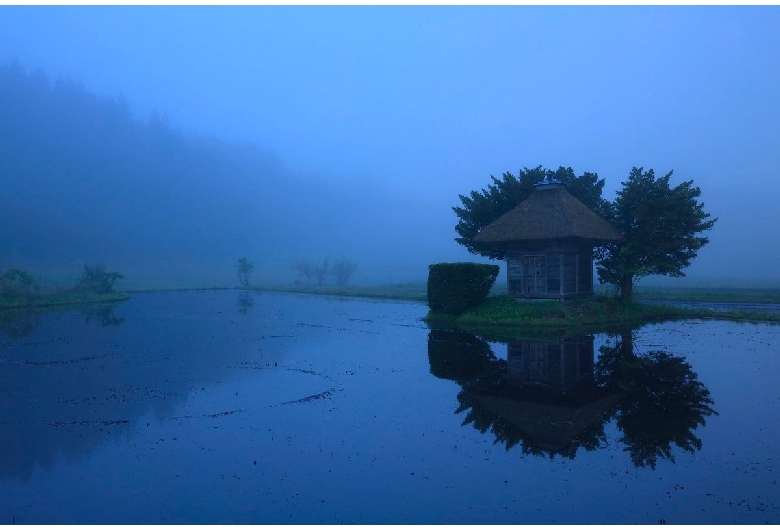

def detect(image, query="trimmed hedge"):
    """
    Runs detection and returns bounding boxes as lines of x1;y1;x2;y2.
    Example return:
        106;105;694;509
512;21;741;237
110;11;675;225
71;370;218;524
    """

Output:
427;262;500;315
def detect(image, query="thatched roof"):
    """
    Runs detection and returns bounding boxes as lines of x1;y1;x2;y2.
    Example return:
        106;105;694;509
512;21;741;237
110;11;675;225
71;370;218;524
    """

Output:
473;184;623;244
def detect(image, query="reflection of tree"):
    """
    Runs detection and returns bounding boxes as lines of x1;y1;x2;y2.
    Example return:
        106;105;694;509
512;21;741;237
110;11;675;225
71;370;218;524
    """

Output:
427;330;495;383
428;326;717;468
1;303;126;340
595;330;717;469
0;310;40;340
237;291;255;315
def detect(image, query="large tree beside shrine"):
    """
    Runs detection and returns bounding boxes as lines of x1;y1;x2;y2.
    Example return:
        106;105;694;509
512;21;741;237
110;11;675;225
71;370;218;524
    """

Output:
594;167;717;302
453;166;717;302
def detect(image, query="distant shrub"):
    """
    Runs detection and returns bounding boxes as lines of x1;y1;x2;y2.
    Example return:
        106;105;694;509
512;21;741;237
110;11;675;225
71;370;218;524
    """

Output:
427;262;500;315
0;268;39;299
76;263;124;294
331;258;357;286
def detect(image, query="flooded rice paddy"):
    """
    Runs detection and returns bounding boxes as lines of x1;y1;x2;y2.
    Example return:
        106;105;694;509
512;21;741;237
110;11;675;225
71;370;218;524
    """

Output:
1;290;779;524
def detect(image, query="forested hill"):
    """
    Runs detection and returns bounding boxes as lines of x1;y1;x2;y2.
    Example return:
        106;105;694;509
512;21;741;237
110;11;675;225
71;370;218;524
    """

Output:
0;61;435;287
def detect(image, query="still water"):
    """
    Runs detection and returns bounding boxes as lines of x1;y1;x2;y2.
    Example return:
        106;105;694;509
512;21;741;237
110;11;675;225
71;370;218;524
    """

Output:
0;290;778;524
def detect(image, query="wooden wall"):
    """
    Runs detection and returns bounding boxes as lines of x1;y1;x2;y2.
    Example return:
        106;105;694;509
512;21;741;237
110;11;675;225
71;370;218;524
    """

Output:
506;242;595;299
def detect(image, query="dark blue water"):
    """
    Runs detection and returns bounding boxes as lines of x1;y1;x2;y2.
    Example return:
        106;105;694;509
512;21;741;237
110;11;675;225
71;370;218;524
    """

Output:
1;291;778;524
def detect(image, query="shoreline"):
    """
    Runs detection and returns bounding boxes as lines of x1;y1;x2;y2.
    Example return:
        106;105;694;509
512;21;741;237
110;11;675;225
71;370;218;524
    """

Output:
0;291;131;311
3;285;780;328
423;295;780;341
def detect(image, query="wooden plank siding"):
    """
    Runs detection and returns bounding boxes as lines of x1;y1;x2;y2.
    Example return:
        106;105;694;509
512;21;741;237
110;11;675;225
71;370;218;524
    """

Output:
507;252;525;298
578;249;593;293
506;243;595;300
562;252;577;295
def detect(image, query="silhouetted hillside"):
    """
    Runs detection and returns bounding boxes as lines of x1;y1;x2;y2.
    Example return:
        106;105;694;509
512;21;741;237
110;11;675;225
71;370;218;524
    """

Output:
2;61;289;280
0;61;472;287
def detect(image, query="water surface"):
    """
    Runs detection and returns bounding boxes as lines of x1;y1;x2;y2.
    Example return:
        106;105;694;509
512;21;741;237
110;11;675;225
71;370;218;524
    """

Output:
1;290;778;524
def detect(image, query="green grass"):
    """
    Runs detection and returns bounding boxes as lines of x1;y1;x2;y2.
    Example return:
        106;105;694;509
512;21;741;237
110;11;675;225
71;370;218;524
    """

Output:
254;283;780;305
107;279;780;307
251;283;429;302
251;281;516;303
424;295;780;341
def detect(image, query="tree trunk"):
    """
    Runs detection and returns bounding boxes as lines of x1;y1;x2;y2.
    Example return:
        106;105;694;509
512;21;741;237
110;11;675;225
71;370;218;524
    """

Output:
620;275;634;302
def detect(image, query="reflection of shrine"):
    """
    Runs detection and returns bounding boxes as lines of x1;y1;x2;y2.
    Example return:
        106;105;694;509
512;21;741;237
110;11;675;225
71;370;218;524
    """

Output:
506;336;594;396
474;336;619;456
429;330;619;459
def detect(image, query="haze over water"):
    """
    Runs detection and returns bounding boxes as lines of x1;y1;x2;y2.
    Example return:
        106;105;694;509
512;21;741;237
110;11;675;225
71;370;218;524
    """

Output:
1;6;779;287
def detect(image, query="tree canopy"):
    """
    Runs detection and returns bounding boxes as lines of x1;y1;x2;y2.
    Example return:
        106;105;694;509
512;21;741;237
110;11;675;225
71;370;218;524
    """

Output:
595;168;717;301
76;263;124;294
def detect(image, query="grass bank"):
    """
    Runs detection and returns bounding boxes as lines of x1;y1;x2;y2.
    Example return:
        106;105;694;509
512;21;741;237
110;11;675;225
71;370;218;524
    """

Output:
252;283;780;306
634;286;780;304
424;295;780;340
0;290;131;310
252;283;429;302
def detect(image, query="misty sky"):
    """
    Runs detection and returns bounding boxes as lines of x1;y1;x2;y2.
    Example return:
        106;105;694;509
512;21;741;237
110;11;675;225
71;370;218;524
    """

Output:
2;5;780;286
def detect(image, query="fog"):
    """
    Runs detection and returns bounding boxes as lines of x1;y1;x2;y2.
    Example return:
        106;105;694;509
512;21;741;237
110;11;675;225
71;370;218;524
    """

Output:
2;6;779;288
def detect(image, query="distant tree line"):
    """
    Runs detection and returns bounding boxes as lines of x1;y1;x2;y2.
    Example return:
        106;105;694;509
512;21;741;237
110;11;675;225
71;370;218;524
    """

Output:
232;255;358;288
0;60;289;271
0;60;411;290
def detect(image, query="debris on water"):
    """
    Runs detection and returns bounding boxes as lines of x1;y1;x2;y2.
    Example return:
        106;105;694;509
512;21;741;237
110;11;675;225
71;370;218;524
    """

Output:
205;410;243;418
278;388;341;406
